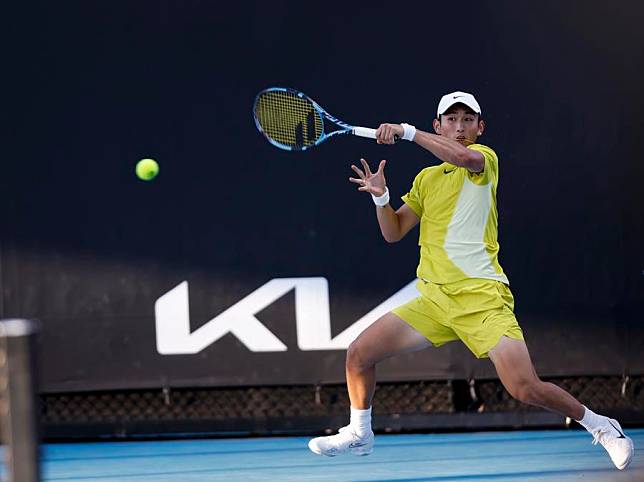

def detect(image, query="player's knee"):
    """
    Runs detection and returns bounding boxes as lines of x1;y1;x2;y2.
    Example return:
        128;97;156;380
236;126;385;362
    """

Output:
346;341;371;373
507;378;541;405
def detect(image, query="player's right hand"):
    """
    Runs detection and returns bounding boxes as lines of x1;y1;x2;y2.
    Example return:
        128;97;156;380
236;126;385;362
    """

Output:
375;123;403;144
349;158;387;196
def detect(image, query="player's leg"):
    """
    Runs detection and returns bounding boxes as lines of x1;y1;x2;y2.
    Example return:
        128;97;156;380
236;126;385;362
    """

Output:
488;336;583;418
489;336;634;470
309;312;431;457
346;311;431;410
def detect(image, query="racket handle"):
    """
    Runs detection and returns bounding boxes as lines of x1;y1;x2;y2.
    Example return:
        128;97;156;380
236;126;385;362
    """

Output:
352;127;400;142
352;127;376;139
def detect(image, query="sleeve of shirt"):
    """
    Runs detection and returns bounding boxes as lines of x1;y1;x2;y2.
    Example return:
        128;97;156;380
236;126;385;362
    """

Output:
466;144;499;186
400;169;426;218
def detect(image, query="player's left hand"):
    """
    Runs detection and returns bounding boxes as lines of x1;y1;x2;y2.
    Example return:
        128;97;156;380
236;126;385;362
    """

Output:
349;158;387;196
375;123;403;144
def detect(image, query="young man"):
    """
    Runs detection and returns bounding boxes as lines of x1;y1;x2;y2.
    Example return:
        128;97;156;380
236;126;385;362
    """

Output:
308;91;634;470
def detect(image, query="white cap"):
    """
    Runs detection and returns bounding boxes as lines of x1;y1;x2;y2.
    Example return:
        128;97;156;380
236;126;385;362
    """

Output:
437;91;482;118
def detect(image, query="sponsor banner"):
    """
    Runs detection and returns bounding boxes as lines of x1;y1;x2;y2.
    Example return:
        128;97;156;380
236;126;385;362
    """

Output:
2;247;642;393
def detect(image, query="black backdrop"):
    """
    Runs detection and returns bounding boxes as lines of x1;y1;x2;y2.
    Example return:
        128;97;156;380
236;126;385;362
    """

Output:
4;1;643;393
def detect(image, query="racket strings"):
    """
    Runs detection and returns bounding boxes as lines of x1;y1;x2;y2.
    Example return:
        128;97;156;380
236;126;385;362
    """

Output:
254;91;323;149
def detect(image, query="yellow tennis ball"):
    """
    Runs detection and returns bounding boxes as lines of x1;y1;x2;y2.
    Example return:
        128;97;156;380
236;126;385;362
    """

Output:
136;158;159;181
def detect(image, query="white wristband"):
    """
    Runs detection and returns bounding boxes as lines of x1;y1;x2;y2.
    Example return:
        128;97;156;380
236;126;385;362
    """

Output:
372;187;390;207
400;123;416;141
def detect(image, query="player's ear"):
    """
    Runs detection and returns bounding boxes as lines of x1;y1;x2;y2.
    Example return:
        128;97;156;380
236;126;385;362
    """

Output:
477;119;485;137
433;118;441;134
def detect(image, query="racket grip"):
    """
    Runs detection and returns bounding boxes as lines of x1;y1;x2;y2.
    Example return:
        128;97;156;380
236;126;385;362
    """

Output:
352;127;400;142
352;127;377;139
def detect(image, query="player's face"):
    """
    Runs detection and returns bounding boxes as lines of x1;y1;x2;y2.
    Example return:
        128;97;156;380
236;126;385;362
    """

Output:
433;106;484;146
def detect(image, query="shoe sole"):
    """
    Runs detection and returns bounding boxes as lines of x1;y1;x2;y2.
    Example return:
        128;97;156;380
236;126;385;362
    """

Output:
308;440;326;456
308;439;373;457
615;436;634;470
607;419;634;471
351;447;373;456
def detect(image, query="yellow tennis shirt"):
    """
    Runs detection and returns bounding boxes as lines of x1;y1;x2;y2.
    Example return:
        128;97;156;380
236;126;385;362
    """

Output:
401;143;509;285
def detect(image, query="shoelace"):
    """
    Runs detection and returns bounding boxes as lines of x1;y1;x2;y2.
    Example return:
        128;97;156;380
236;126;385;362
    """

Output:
591;426;612;446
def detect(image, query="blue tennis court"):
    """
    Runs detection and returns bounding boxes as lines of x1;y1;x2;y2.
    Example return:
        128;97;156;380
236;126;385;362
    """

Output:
26;428;643;481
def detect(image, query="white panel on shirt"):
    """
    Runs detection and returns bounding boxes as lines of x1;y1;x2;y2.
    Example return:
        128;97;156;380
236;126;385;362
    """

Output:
444;177;509;284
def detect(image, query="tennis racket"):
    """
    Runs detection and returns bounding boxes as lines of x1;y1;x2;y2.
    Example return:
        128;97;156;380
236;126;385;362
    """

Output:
253;87;395;151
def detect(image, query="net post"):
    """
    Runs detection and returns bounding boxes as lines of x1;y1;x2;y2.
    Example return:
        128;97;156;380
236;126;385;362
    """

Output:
0;319;41;482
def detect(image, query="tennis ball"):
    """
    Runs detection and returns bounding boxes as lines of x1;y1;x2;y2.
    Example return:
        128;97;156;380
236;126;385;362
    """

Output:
135;158;159;181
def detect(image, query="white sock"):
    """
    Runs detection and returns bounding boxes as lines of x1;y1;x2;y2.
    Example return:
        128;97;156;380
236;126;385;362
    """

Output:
577;405;605;432
350;406;372;437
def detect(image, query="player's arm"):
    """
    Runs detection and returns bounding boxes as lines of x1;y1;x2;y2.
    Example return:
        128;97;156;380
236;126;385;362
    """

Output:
413;130;484;172
375;203;419;243
349;158;419;243
375;124;484;173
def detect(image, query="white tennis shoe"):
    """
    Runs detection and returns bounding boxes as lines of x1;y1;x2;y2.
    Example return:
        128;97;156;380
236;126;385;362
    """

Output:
308;425;374;457
590;417;634;470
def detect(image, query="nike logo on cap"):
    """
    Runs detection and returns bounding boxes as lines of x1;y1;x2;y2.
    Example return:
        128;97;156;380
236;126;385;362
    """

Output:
453;95;464;99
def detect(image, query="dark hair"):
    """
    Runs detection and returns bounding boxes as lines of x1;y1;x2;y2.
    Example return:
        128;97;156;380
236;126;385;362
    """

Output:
437;106;482;124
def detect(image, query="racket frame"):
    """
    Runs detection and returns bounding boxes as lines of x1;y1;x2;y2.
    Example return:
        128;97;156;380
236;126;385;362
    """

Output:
253;87;376;151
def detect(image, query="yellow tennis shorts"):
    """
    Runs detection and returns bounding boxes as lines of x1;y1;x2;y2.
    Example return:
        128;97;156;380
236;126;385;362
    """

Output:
392;278;524;359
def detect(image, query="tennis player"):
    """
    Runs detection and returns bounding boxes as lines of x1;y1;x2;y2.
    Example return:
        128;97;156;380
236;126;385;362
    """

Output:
308;91;634;470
